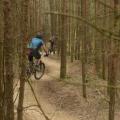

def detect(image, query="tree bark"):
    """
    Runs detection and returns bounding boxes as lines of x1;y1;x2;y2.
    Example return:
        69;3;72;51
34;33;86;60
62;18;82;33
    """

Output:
3;0;14;119
17;0;29;120
0;0;4;119
60;0;67;79
108;54;118;120
81;0;87;98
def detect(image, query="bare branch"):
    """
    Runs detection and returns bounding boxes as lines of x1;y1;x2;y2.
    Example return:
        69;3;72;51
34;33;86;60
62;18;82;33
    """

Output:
45;11;120;40
26;78;50;120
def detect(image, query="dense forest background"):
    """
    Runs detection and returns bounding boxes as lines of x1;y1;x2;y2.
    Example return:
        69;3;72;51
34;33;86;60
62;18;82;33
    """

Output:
0;0;120;120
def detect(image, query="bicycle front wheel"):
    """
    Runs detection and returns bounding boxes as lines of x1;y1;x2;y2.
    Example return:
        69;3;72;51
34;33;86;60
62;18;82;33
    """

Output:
34;63;45;80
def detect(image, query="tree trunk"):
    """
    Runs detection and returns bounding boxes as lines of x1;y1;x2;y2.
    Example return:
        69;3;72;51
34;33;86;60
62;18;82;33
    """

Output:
3;0;14;119
60;0;67;79
17;0;29;120
108;54;118;120
81;0;87;98
0;0;4;119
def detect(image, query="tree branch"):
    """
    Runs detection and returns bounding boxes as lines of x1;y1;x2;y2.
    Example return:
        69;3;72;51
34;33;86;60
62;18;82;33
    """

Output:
45;11;120;41
26;78;50;120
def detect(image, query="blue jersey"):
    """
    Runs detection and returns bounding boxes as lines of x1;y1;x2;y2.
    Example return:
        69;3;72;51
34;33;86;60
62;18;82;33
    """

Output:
27;38;44;49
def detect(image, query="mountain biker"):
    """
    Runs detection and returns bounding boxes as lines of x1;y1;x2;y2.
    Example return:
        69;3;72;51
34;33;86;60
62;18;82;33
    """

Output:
27;34;48;65
49;35;56;54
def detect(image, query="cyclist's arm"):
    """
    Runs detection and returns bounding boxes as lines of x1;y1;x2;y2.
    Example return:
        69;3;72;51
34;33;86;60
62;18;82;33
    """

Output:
41;44;48;54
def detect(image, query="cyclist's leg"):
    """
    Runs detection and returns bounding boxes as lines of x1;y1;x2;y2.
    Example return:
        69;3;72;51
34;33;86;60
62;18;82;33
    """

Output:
28;51;34;71
28;50;34;62
53;45;56;54
51;43;54;53
33;49;41;65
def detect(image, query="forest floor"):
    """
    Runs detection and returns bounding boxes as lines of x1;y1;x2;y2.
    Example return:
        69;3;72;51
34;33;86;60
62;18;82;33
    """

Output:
14;55;120;120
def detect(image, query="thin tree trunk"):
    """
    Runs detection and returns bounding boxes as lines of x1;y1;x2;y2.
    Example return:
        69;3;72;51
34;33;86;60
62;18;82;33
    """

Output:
60;0;67;79
108;54;118;120
17;0;29;120
101;0;107;80
0;0;4;119
3;0;14;119
49;0;56;36
94;0;101;77
81;0;87;98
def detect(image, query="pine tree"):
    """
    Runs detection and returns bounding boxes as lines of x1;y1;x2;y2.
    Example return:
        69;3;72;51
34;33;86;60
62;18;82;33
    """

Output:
17;0;29;120
3;0;14;119
0;0;4;119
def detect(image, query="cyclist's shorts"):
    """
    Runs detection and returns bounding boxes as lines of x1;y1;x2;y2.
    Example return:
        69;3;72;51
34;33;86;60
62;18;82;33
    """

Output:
28;49;41;61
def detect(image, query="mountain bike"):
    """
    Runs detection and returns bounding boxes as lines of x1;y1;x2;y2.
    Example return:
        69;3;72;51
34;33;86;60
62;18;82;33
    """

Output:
26;60;45;80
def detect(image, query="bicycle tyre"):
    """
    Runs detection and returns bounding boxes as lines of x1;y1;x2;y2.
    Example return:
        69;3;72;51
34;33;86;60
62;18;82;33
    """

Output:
26;67;31;79
34;63;45;80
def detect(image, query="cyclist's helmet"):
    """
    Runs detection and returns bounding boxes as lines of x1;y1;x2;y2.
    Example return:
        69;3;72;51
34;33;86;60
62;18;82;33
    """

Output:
36;34;42;39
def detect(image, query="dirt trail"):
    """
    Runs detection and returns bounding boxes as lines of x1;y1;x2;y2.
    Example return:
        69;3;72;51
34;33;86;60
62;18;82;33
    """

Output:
21;57;80;120
14;56;120;120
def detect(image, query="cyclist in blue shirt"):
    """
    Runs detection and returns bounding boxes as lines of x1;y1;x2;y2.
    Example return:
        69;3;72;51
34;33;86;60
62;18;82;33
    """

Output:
27;34;48;64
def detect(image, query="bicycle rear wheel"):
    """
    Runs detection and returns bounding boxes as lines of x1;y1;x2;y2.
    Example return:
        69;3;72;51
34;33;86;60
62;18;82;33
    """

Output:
26;66;31;79
34;63;45;80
